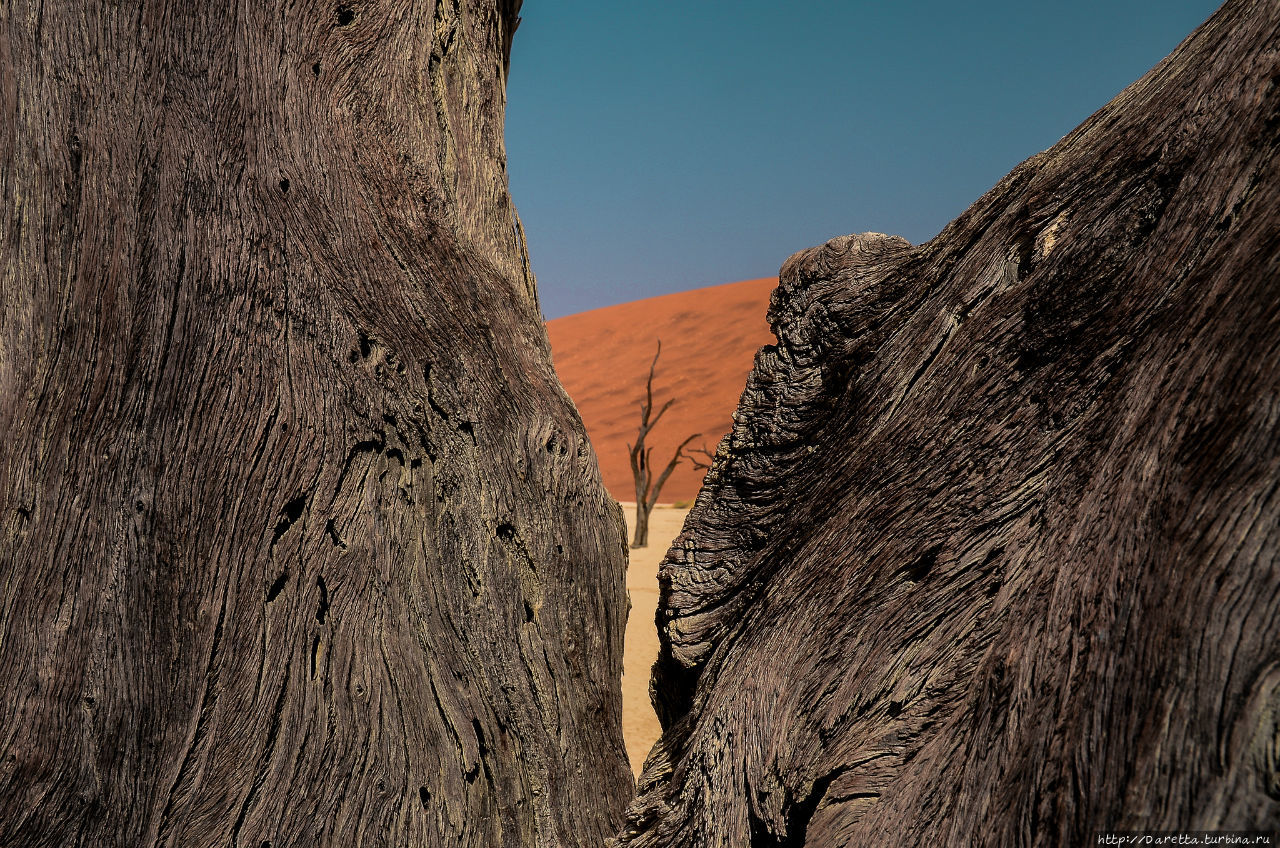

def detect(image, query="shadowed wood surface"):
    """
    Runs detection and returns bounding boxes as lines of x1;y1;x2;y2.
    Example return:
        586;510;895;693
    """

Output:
620;1;1280;844
0;1;632;845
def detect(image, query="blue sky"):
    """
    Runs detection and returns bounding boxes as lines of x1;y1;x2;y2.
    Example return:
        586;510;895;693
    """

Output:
506;1;1223;319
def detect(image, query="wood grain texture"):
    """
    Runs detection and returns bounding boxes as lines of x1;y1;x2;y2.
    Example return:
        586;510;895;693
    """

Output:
0;1;632;845
620;1;1280;844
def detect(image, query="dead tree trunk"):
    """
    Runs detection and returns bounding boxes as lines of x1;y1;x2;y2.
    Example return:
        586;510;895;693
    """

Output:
628;341;697;547
0;2;632;846
620;0;1280;844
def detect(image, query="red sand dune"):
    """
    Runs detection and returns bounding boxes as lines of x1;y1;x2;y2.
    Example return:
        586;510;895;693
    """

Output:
546;278;777;504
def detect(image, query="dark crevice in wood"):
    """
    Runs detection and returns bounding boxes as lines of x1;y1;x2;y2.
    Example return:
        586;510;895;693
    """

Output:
265;570;289;603
423;362;452;423
896;544;941;585
780;769;846;848
323;519;346;549
309;635;321;680
271;494;307;546
331;434;386;500
315;576;329;625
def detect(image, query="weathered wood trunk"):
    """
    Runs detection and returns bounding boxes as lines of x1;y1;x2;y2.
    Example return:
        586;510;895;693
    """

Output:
620;1;1280;844
631;488;651;548
0;1;632;845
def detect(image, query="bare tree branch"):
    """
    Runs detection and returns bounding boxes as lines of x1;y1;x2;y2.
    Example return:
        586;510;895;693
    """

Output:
628;339;700;547
687;441;717;471
646;433;701;514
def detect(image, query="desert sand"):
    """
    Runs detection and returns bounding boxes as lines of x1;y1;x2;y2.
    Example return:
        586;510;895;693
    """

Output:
547;278;776;503
547;279;773;772
620;502;690;776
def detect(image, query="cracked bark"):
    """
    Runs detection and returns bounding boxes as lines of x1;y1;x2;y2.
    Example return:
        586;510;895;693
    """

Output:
619;1;1280;844
0;1;631;846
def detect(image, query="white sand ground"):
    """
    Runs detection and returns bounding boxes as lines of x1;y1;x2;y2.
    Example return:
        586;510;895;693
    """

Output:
619;503;691;776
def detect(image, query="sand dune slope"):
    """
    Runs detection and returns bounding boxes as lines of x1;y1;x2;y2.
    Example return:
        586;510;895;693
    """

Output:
547;278;776;503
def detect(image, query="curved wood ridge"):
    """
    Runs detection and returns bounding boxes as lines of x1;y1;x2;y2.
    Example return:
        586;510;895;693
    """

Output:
621;1;1280;844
